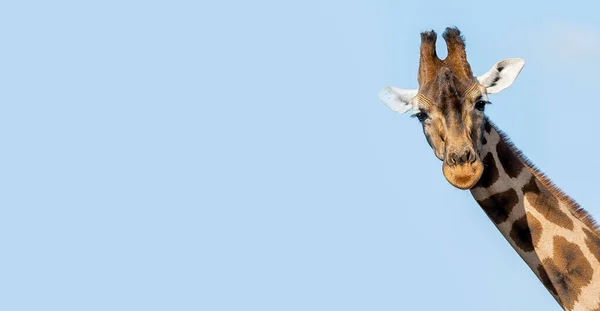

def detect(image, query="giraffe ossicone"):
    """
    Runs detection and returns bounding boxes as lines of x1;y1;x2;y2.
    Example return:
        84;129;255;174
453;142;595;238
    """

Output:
380;27;600;311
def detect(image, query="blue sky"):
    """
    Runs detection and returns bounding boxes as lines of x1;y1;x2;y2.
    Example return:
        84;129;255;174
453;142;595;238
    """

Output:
2;0;599;310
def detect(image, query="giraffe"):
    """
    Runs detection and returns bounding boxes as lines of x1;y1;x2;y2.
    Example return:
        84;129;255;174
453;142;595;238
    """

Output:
379;27;600;310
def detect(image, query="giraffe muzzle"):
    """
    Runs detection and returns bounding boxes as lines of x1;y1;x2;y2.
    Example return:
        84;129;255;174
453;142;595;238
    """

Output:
442;160;484;190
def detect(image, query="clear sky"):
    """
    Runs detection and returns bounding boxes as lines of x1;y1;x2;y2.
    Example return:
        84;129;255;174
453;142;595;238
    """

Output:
2;0;599;310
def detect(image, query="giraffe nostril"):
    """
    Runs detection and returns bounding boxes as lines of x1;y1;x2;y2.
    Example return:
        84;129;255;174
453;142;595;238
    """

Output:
467;149;476;164
446;151;458;166
460;150;472;165
447;148;476;166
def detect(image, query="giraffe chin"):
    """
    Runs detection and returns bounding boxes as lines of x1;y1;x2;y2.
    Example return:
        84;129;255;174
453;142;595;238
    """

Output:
442;161;484;190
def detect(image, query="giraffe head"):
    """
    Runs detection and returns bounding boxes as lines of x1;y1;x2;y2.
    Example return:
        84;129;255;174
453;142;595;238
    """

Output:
380;27;524;189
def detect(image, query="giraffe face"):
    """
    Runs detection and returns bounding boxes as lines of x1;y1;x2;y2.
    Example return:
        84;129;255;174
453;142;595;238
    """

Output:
414;73;488;189
379;27;525;189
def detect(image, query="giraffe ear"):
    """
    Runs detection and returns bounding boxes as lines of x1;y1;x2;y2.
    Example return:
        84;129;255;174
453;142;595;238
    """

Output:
477;58;525;94
378;86;418;114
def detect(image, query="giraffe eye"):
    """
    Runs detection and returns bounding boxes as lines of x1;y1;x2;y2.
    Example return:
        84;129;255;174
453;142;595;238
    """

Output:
414;112;429;122
475;100;488;111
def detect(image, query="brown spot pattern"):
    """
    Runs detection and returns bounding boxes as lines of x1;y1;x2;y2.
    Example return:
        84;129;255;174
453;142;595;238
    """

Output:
484;120;492;134
583;228;600;264
543;236;594;310
475;152;499;189
477;188;518;225
521;176;538;194
522;176;574;230
496;139;524;178
537;264;559;296
510;213;542;252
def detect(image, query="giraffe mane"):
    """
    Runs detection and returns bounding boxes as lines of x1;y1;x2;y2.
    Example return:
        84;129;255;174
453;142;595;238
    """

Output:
485;117;600;237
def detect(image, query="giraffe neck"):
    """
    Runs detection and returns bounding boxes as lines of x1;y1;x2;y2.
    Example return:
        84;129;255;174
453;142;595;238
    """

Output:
469;119;600;311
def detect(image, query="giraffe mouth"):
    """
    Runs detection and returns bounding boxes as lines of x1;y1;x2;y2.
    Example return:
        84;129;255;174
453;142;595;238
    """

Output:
442;160;484;190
